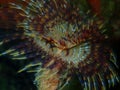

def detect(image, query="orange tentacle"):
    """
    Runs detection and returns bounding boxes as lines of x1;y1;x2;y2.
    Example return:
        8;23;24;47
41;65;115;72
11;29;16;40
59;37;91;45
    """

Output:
87;0;101;15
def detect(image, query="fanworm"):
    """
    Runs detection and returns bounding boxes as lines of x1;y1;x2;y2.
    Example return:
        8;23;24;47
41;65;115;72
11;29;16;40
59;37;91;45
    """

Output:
0;0;119;90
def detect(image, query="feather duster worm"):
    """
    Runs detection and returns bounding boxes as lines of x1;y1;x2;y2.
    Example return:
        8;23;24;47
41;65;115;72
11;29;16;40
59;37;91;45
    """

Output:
0;0;119;90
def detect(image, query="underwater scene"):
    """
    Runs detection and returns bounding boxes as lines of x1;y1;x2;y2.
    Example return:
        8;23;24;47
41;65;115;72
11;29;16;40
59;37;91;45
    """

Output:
0;0;120;90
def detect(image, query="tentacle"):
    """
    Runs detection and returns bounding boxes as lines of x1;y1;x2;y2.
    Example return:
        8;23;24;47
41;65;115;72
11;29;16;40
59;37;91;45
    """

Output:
0;1;119;90
34;58;70;90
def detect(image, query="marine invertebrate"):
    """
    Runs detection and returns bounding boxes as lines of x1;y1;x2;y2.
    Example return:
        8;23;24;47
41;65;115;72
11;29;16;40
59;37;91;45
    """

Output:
0;0;119;90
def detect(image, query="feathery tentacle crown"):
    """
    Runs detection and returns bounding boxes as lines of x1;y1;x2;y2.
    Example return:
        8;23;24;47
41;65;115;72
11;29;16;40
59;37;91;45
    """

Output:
0;0;119;90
